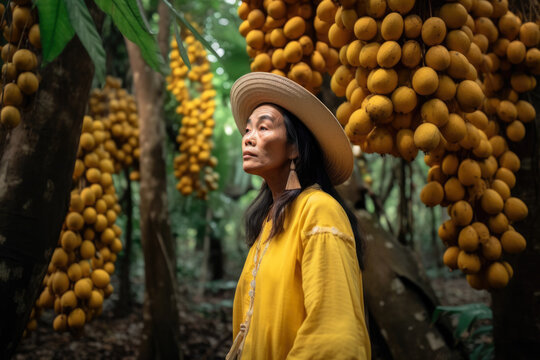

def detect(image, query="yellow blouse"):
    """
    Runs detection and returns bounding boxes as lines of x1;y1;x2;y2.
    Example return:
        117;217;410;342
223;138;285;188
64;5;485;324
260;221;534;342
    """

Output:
232;186;371;359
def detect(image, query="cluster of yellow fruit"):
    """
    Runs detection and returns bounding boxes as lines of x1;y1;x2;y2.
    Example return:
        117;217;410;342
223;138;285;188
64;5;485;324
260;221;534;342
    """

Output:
166;33;219;199
238;0;538;290
238;0;339;93
0;0;41;128
29;115;123;335
88;76;141;180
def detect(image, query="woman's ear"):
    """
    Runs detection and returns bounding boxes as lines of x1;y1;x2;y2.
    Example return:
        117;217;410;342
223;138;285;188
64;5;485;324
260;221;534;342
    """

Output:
288;143;299;160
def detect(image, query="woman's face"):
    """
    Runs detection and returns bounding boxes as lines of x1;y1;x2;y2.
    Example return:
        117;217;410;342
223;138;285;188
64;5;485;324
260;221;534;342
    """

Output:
242;104;295;178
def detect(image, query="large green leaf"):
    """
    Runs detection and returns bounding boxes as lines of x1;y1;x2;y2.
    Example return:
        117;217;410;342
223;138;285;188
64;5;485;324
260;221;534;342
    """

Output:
173;22;191;70
64;0;106;85
94;0;168;74
36;0;75;63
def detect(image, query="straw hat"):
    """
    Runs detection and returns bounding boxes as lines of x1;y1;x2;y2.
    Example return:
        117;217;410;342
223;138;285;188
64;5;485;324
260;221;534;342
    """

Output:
230;72;353;185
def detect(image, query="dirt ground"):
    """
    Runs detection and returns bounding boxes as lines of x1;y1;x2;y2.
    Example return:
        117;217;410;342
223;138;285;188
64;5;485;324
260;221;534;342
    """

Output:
14;276;489;360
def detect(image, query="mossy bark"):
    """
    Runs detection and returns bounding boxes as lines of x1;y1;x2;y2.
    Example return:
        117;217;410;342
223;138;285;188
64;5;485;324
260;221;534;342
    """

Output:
126;3;182;359
0;33;94;359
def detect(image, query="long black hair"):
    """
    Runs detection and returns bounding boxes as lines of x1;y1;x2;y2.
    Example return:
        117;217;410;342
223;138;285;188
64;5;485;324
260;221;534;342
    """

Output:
244;104;365;269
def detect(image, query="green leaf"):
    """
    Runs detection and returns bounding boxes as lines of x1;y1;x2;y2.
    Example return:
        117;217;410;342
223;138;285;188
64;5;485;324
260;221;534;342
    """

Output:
64;0;106;85
94;0;168;74
455;307;492;338
36;0;75;63
173;22;191;70
161;0;221;59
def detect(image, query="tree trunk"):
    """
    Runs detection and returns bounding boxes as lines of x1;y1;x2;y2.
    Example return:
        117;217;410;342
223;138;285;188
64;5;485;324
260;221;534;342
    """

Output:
126;3;182;359
116;168;134;317
491;100;540;359
0;35;95;359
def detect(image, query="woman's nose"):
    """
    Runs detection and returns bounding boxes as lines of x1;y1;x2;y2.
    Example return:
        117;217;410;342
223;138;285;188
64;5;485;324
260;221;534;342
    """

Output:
244;132;256;146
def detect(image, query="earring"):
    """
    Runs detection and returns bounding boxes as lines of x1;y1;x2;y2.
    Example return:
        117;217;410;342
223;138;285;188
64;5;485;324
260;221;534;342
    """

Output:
285;160;301;190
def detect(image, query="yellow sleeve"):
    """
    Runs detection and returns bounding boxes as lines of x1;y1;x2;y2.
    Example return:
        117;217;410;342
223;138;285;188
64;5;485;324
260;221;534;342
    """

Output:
287;195;370;359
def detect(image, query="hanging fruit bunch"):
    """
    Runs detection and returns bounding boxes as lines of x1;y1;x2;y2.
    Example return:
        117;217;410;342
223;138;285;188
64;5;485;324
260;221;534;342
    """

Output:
166;30;219;200
28;115;123;335
0;0;41;129
237;0;538;291
237;0;340;93
88;76;141;180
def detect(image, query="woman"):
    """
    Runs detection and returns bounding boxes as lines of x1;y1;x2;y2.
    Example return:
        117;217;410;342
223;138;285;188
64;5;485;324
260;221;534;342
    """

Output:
227;72;371;360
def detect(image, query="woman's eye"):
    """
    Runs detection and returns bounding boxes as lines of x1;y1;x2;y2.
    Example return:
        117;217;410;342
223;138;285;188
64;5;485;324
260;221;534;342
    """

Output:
259;126;268;131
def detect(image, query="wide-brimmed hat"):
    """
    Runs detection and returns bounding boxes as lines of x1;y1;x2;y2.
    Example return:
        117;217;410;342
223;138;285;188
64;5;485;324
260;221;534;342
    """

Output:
230;72;353;185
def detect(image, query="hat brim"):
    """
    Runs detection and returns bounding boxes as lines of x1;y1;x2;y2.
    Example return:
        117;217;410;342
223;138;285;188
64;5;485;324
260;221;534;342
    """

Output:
230;72;353;186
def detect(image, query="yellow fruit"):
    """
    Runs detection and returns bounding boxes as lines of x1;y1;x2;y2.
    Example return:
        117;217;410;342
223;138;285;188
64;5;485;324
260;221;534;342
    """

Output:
403;14;422;38
500;230;526;254
457;251;481;274
51;248;68;268
482;236;502;260
495;168;516;188
446;29;471;55
12;49;37;71
284;16;306;39
506;40;526;64
443;246;460;269
328;23;352;48
421;17;447;46
246;30;264;49
67;263;82;282
401;40;421;68
377;41;401;68
367;68;398;94
60;290;78;311
247;9;265;29
347;108;374;136
0;106;21;128
439;2;468;29
488;212;509;234
506;120;525;142
458;225;479;251
17;71;39;95
284;41;303;63
491;179;510;201
91;269;110;289
367;126;394;154
420;181;444;207
359;42;380;69
413;123;441;151
498;151;520;172
465;111;488;130
366;95;393;123
441;154;459;175
2;83;23;106
457;159;481;187
391;86;416;113
486;262;509;289
251;53;271;72
80;240;95;259
420;99;449;127
89;290;104;309
53;314;67;332
317;0;337;23
381;12;403;40
456;80;484;113
425;45;450;71
504;197;528;222
395;129;418;161
439;219;458;245
435;75;456;101
515;100;536;123
441;113;466;143
520;22;540;47
354;16;377;40
52;271;69;295
66;212;84;231
481;189;504;215
451;200;473;226
471;222;490;244
447;51;470;80
68;308;86;329
444;177;465;202
467;273;487;290
412;67;439;95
